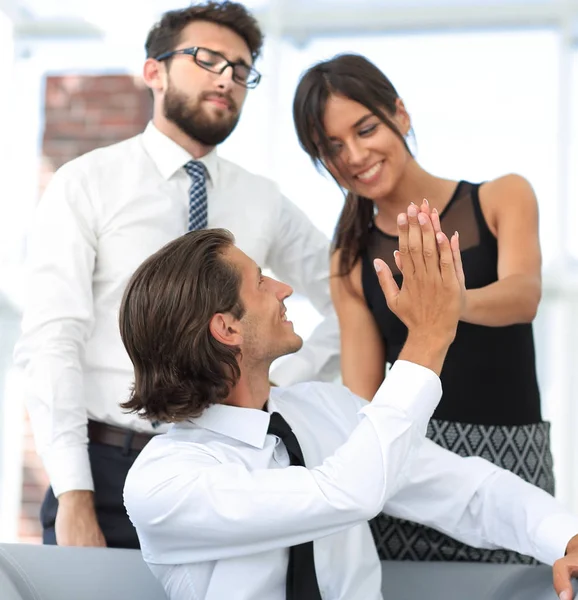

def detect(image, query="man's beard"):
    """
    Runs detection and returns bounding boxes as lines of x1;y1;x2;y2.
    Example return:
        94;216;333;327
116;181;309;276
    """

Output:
164;83;240;146
241;314;304;369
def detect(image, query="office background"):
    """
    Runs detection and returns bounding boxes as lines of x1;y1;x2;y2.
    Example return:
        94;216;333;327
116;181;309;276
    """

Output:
0;0;577;543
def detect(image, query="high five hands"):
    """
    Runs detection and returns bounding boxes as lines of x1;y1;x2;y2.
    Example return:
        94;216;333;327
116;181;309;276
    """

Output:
373;199;465;374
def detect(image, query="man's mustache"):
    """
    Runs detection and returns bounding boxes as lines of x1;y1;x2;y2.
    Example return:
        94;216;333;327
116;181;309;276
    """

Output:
200;92;237;113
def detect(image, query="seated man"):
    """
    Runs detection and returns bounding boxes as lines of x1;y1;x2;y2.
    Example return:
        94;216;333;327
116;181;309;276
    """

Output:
121;208;578;600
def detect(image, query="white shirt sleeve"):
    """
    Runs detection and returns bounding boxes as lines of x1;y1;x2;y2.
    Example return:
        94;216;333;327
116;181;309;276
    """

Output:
124;361;441;564
266;195;340;386
13;164;97;497
384;438;578;565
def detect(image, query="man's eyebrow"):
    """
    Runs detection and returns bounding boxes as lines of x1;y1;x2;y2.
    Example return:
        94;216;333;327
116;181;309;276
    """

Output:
182;43;251;67
217;48;252;68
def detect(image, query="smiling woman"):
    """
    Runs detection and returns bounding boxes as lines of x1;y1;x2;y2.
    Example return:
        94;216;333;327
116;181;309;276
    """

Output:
292;53;554;564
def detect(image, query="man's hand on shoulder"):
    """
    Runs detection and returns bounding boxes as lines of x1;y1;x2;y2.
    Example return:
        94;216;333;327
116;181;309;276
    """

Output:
55;490;107;547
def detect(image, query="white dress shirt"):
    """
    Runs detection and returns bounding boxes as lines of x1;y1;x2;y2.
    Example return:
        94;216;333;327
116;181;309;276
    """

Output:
124;361;578;600
13;122;338;497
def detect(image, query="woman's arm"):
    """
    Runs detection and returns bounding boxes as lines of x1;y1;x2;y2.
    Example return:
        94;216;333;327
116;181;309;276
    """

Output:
424;175;541;327
460;174;542;326
330;251;387;400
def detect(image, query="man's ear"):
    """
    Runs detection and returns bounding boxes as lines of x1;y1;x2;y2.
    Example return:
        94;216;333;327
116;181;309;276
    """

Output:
143;58;167;94
209;312;243;347
394;98;411;137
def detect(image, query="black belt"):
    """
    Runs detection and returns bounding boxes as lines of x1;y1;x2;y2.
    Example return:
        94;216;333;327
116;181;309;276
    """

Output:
87;419;154;452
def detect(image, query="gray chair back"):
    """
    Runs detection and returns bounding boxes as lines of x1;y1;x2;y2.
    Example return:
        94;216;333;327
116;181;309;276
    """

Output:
381;561;566;600
1;543;574;599
0;543;167;600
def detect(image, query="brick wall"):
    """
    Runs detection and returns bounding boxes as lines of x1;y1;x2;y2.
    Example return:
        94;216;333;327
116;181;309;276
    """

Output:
20;74;152;543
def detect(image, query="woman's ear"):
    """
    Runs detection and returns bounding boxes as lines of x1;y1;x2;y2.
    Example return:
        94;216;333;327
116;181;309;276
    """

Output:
209;313;243;347
394;98;411;137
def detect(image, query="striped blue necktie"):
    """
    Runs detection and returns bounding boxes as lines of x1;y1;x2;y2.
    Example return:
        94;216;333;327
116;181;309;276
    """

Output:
184;160;208;231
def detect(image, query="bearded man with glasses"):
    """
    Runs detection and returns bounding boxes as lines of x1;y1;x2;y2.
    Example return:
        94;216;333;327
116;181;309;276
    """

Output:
14;1;339;550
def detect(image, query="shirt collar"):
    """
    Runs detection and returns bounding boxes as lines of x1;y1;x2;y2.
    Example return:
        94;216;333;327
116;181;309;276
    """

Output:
141;121;219;186
184;402;273;449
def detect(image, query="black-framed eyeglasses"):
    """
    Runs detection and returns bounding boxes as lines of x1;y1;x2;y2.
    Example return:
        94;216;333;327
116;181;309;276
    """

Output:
155;46;261;89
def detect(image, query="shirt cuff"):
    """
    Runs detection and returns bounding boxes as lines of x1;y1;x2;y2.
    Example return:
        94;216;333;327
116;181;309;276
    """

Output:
533;512;578;565
270;355;313;387
362;360;442;426
42;444;94;497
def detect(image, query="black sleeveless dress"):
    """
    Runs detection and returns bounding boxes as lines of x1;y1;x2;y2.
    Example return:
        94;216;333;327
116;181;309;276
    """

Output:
362;181;554;563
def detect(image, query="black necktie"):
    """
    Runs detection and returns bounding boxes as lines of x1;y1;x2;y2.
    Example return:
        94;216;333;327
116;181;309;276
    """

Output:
268;412;323;600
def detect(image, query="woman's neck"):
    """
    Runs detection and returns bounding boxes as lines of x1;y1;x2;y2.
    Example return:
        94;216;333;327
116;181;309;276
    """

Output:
373;162;457;234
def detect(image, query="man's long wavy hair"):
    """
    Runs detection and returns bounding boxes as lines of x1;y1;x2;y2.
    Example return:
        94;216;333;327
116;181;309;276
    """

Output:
119;229;245;422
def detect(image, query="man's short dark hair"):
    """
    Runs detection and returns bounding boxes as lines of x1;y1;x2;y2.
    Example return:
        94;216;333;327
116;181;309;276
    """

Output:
119;229;245;422
145;1;264;61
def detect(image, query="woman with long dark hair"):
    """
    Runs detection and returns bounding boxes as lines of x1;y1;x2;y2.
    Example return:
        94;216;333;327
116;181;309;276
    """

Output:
293;53;554;563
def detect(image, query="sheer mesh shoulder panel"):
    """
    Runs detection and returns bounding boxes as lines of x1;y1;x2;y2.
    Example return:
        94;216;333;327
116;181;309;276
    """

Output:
365;182;482;275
